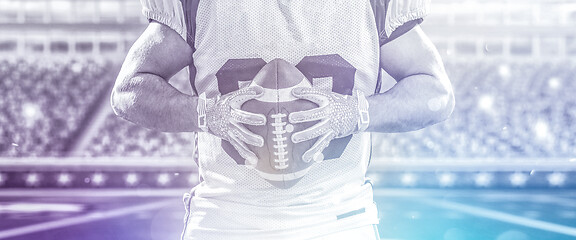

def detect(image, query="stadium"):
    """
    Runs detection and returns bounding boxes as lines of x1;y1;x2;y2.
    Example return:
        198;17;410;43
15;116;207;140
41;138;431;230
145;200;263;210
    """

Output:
1;0;576;239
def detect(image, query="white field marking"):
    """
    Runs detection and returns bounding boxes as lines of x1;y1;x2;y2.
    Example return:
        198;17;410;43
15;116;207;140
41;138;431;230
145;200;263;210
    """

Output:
373;189;576;208
414;197;576;237
0;203;84;213
373;188;576;200
0;189;186;198
0;199;175;239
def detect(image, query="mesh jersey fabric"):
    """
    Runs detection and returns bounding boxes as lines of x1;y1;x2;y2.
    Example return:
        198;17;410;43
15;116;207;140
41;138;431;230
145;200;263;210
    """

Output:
140;0;430;45
139;0;428;239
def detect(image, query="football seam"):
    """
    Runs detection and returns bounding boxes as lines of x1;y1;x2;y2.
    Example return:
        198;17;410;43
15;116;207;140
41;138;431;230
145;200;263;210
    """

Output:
271;65;289;170
271;113;289;170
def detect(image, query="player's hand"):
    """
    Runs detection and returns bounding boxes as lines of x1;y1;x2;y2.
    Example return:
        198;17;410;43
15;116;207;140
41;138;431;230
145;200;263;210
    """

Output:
198;86;267;167
289;87;370;163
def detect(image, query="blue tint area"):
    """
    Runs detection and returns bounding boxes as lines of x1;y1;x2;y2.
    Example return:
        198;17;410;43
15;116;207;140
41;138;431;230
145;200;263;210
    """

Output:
375;189;576;240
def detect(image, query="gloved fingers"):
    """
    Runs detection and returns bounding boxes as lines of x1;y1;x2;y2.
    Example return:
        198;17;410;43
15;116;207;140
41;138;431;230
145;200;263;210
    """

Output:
291;119;330;143
301;131;335;163
288;104;328;124
232;108;267;126
291;87;330;107
228;86;264;109
231;121;264;147
228;132;258;168
245;85;265;95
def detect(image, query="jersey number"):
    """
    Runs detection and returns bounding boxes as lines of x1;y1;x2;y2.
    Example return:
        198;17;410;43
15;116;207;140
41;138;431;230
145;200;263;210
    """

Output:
215;54;356;165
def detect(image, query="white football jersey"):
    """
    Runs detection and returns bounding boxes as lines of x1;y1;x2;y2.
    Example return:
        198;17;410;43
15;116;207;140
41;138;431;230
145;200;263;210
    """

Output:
140;0;428;239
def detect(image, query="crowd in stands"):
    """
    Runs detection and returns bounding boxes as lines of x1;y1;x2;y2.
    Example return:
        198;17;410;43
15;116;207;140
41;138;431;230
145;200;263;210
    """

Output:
1;57;575;159
373;60;576;159
83;114;195;157
0;57;113;157
81;68;196;158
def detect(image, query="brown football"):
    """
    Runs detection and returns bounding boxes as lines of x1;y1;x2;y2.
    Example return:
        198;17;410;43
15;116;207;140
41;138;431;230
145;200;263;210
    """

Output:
242;59;318;189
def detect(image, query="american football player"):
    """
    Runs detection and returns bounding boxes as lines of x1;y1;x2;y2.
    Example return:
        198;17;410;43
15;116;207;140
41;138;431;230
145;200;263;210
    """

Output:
111;0;455;239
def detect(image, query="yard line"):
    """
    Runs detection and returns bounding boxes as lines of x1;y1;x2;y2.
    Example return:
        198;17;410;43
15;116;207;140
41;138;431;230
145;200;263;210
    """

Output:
0;189;185;198
413;197;576;237
0;199;175;239
373;188;576;200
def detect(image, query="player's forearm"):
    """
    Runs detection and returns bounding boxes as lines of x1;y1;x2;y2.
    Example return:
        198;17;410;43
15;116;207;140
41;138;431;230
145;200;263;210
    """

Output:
365;73;454;133
110;73;200;132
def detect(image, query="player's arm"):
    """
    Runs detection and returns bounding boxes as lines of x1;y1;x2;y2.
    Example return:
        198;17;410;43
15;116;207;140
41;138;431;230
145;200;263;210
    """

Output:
110;21;199;132
289;26;454;137
366;25;455;133
289;25;453;162
111;20;265;163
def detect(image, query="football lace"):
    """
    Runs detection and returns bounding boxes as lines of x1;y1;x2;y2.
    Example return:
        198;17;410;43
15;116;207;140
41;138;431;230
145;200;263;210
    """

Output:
270;113;289;170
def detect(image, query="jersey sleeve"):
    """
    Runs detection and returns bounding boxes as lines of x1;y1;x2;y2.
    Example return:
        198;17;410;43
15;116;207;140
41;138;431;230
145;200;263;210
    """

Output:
140;0;187;40
372;0;430;46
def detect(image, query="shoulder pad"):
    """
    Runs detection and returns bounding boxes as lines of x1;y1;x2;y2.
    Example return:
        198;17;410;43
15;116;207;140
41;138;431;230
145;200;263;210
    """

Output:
384;0;430;37
140;0;187;40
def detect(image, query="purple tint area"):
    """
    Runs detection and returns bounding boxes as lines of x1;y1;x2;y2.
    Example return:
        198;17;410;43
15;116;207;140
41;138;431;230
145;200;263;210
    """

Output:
0;195;183;240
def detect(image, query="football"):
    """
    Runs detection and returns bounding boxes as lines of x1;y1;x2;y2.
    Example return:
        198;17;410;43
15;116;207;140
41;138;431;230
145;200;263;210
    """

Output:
242;58;318;189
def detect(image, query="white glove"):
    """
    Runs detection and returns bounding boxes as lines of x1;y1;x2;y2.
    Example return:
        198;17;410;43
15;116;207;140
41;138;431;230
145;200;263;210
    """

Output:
289;87;370;163
197;86;267;167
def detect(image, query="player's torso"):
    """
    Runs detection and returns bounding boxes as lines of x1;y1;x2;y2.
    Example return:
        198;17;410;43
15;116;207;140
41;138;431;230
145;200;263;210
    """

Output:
188;0;380;233
193;0;380;98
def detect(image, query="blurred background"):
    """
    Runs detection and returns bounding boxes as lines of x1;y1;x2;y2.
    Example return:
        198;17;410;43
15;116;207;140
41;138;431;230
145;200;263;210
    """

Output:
1;0;576;240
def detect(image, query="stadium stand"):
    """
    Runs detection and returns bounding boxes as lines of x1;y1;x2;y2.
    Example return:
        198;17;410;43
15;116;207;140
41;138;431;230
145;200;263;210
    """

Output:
83;113;195;158
81;68;196;158
1;0;576;190
0;57;114;157
2;57;575;160
373;60;576;159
